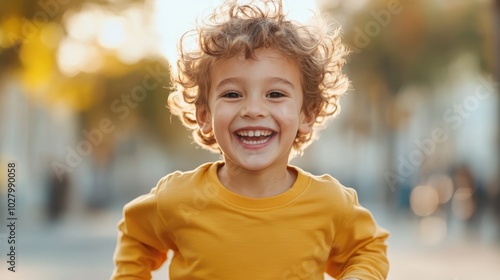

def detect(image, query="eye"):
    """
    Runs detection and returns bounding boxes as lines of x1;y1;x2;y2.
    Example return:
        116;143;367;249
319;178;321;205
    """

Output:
267;91;285;98
221;91;241;98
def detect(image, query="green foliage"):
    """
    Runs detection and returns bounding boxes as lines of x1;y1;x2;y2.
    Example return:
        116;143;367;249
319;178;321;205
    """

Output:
342;0;492;94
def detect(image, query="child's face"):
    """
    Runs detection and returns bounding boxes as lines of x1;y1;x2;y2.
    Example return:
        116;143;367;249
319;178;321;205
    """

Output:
197;48;313;171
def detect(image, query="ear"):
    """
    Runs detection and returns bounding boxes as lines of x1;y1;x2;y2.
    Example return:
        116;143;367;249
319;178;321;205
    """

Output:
196;105;213;134
298;112;315;135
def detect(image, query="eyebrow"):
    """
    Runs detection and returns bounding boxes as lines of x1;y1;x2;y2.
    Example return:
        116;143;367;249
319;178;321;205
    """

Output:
214;77;296;90
214;77;244;91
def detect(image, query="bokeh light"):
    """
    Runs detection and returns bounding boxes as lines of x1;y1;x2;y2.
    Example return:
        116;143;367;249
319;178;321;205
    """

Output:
410;185;439;217
427;174;454;204
57;37;93;76
452;187;476;220
97;16;126;49
419;216;447;245
65;4;101;43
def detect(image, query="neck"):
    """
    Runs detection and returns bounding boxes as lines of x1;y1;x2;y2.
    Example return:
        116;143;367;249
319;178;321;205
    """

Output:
217;161;296;198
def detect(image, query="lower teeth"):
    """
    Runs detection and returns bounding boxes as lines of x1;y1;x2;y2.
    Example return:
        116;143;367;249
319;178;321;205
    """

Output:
241;138;269;145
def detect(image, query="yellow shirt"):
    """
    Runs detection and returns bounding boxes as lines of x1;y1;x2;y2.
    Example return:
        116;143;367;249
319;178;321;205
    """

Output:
112;162;389;280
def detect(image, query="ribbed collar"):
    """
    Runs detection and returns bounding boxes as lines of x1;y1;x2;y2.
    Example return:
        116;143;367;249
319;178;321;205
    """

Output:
205;161;310;210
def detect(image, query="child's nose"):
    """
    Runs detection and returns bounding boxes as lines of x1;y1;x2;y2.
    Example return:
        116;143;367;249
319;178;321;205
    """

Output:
240;96;268;118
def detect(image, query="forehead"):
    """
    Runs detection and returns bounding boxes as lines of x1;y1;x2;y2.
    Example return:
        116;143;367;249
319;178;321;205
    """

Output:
217;48;297;67
210;48;302;89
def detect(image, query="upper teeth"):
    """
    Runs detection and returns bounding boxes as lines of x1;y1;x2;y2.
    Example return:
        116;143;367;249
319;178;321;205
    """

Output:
237;130;273;137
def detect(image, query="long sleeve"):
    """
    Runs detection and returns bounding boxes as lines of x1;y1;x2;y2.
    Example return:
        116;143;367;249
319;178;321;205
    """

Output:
111;181;174;280
325;189;389;280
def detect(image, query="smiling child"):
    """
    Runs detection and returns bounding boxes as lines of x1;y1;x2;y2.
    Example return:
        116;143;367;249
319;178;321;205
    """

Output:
111;1;389;279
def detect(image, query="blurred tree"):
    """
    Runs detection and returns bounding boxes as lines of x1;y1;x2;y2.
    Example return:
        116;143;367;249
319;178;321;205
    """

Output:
0;0;184;149
321;0;495;201
0;0;197;210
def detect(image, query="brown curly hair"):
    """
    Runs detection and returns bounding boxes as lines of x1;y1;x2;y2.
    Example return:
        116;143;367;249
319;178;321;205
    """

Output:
168;0;349;157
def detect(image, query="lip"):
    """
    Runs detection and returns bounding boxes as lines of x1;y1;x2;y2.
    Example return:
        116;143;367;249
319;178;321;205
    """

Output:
233;126;277;150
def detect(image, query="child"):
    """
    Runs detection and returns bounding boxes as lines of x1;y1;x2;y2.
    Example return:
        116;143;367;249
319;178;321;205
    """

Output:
111;0;389;279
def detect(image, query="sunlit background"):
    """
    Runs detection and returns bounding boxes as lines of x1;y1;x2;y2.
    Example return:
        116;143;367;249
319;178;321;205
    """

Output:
0;0;499;279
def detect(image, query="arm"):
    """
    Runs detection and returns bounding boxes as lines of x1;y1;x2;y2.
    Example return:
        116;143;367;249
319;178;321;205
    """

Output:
111;184;173;279
326;189;389;280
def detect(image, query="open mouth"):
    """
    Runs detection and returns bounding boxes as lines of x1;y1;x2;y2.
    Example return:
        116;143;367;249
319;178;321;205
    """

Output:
235;129;276;145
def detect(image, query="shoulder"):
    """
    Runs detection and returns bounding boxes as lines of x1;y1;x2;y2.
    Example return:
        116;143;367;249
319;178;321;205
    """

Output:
154;161;217;208
124;162;216;212
122;162;218;229
294;166;359;218
157;161;214;190
296;166;358;203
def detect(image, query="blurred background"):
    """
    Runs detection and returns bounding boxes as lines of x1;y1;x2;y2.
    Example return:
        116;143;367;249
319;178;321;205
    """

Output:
0;0;499;279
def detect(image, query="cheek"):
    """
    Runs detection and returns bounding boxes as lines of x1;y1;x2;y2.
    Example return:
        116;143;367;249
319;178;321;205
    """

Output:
275;104;302;122
212;106;233;131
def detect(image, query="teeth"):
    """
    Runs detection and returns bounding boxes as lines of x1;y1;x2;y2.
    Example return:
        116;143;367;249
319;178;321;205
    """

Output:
236;130;272;137
241;139;269;145
236;129;274;145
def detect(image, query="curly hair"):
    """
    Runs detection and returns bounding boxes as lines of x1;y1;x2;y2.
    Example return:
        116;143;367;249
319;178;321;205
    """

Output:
168;0;349;157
